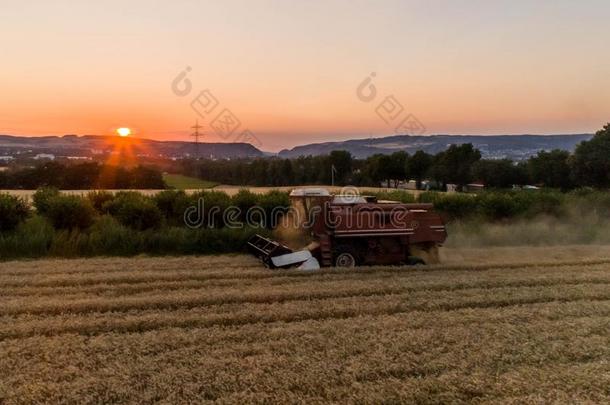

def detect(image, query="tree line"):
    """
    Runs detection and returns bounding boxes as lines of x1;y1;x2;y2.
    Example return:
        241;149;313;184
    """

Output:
0;162;166;189
178;124;610;190
1;124;609;191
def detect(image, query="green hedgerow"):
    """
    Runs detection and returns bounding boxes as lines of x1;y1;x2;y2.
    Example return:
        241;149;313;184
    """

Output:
153;189;191;226
231;189;259;221
103;192;162;230
32;187;60;215
0;193;31;232
44;195;96;230
0;216;54;258
87;190;116;213
188;190;232;228
258;190;291;228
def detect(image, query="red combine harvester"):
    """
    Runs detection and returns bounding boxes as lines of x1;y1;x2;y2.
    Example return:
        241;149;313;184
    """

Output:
248;188;447;269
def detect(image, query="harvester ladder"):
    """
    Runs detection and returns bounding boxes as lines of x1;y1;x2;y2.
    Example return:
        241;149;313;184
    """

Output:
319;234;333;267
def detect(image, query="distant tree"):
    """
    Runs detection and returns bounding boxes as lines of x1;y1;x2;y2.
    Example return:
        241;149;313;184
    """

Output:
251;159;270;186
281;159;294;185
376;151;408;187
407;150;433;189
434;143;482;188
527;149;572;189
572;123;610;188
363;154;384;185
0;171;9;188
35;162;65;188
64;162;100;189
132;165;166;189
329;150;352;185
471;159;528;189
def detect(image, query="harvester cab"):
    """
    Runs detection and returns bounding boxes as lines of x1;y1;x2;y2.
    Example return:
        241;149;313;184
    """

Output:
247;188;447;269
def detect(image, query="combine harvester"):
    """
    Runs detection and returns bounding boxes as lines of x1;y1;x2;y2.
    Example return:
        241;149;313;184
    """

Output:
248;188;447;270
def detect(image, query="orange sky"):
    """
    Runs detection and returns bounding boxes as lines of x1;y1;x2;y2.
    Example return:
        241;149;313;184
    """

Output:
1;0;609;151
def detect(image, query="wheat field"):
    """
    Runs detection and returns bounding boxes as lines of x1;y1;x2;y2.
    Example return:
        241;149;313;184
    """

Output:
0;185;418;199
1;246;609;404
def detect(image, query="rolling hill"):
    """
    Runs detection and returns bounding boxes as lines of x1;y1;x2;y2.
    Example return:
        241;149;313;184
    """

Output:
278;134;594;160
0;134;263;159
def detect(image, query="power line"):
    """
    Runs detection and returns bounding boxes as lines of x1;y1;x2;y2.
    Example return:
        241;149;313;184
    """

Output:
191;120;203;156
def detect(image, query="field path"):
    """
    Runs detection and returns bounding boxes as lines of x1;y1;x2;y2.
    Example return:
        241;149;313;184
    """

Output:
1;246;609;404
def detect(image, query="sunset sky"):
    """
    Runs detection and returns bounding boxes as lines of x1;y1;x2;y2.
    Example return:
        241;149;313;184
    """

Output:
2;0;609;151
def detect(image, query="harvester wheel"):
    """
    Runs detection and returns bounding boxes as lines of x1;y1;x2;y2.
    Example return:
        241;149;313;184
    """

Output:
407;256;426;265
334;245;358;267
409;243;441;265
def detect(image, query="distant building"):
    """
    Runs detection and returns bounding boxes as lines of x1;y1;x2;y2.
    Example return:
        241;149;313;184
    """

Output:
34;153;55;160
446;184;458;193
404;180;418;190
0;156;15;162
465;183;485;193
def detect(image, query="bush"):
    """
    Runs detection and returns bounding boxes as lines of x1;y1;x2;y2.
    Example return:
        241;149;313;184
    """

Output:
372;190;417;203
478;192;523;220
419;190;569;221
188;190;232;228
153;190;191;226
515;190;564;218
567;189;610;212
32;187;60;214
103;192;162;230
86;215;140;256
44;195;96;230
231;189;259;221
0;193;31;232
258;190;291;228
87;190;115;213
0;216;54;258
191;226;267;253
48;229;91;257
420;192;479;220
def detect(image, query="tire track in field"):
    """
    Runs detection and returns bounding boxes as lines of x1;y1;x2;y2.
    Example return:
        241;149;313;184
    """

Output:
2;301;609;373
2;259;610;290
2;262;610;300
4;317;608;404
2;270;610;305
276;359;610;405
0;257;258;277
1;272;609;316
1;287;608;340
6;293;610;345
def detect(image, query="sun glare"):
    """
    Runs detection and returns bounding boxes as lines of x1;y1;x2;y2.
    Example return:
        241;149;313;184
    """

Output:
117;127;131;137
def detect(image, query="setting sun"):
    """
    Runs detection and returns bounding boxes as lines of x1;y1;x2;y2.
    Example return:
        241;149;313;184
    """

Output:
117;127;131;137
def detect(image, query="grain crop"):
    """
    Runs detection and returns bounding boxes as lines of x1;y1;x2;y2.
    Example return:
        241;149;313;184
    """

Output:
0;245;609;404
